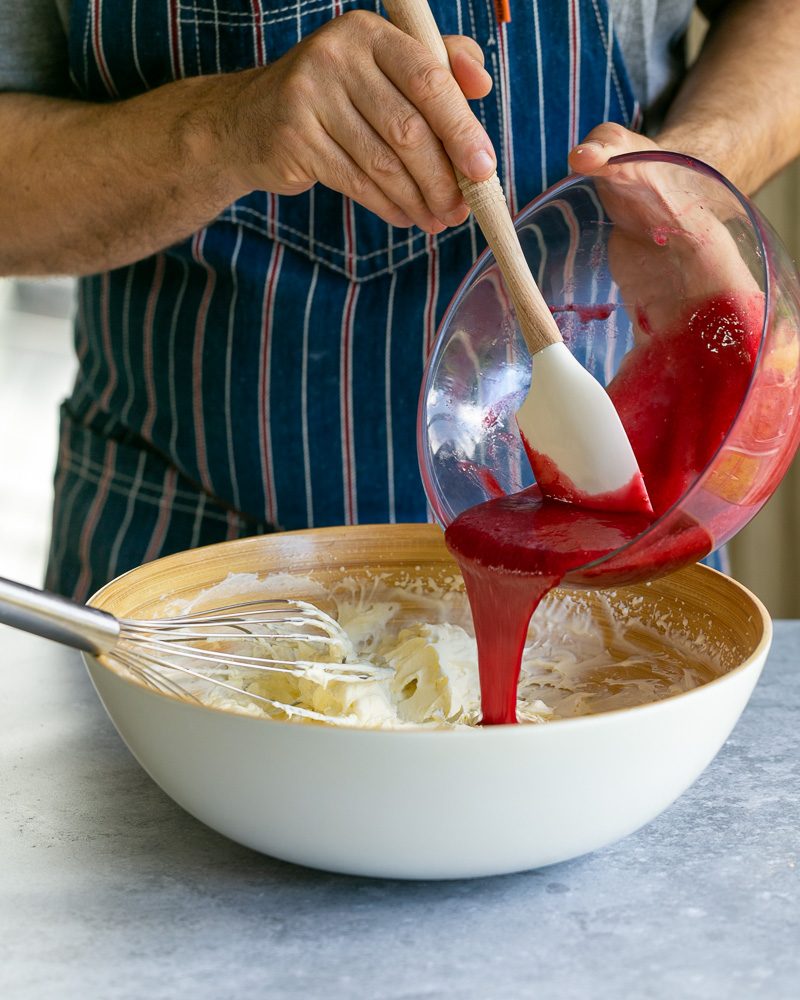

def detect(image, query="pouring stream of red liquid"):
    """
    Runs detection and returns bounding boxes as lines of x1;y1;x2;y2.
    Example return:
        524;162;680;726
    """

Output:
444;292;763;724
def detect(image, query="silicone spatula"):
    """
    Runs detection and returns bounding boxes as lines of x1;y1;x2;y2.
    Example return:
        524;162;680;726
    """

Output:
383;0;651;514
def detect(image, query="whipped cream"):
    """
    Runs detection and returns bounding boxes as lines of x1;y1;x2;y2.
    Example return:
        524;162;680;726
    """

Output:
155;573;723;729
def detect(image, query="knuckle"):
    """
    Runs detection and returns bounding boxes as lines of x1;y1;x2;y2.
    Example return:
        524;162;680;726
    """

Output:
304;10;381;70
388;203;412;225
445;34;483;62
303;31;343;72
273;147;311;190
288;70;317;105
338;9;378;34
431;179;461;209
425;179;460;213
591;121;627;143
386;109;428;152
274;155;312;191
369;147;404;181
345;167;371;199
407;61;454;105
449;120;484;149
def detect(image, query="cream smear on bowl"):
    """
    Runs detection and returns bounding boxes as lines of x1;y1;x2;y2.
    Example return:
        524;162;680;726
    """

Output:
146;572;725;729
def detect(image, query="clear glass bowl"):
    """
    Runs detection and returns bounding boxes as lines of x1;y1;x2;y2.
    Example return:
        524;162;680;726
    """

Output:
418;152;800;587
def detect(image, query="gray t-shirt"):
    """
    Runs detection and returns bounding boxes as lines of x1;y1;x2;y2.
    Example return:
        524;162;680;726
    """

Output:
0;1;723;114
0;0;71;94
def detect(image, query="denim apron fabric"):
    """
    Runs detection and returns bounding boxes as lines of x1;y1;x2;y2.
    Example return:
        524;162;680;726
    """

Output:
47;1;718;601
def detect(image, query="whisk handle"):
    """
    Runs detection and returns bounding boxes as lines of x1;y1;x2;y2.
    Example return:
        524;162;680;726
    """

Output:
0;576;120;655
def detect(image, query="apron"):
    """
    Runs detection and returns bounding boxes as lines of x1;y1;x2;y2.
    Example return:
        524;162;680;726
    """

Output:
48;0;715;601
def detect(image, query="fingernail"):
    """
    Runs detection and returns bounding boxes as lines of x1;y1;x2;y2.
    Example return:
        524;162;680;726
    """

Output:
575;140;604;153
468;150;495;178
429;221;447;235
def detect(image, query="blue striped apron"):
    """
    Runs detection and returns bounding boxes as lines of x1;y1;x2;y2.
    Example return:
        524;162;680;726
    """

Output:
48;0;707;601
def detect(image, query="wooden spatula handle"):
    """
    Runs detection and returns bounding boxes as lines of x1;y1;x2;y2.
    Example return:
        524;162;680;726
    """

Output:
382;0;561;355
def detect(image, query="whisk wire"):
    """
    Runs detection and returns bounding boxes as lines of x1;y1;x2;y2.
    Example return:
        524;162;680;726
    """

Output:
118;636;391;682
110;645;354;724
0;581;387;722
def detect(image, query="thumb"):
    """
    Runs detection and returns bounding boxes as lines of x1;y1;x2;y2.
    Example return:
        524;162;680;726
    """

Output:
569;123;657;175
443;35;493;100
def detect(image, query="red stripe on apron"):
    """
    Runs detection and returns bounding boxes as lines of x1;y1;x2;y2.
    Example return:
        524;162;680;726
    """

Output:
74;439;118;600
344;198;356;282
168;0;182;79
251;0;265;65
92;0;117;96
141;253;167;440
191;230;215;494
423;232;439;360
340;283;359;523
86;271;117;424
225;509;240;540
258;242;284;524
143;466;178;561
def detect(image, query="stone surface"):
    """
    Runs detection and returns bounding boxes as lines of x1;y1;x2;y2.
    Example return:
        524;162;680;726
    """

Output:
1;623;798;1000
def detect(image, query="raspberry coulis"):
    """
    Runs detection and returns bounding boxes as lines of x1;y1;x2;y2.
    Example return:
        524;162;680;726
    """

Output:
445;293;763;724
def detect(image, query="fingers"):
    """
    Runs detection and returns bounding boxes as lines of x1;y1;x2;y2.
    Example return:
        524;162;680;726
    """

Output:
322;96;450;231
569;122;658;175
343;65;469;228
313;133;418;229
258;13;493;230
443;33;486;67
374;28;497;182
443;35;493;101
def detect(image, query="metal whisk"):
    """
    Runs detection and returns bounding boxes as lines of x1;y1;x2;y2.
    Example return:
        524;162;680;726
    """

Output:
0;576;392;722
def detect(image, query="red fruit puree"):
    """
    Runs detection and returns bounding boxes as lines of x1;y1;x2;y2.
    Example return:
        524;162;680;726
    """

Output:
445;292;763;725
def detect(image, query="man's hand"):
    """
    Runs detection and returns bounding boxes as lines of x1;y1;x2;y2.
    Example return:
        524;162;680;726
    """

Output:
0;10;494;275
568;122;760;338
568;123;771;517
217;10;495;233
568;121;659;177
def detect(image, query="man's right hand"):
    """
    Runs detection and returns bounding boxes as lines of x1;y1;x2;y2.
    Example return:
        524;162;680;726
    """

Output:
213;10;495;234
0;9;495;276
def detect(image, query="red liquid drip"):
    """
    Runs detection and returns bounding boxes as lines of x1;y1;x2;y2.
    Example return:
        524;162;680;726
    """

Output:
445;293;763;725
448;487;652;724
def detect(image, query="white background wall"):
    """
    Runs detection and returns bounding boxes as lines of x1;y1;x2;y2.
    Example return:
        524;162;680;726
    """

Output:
0;279;75;587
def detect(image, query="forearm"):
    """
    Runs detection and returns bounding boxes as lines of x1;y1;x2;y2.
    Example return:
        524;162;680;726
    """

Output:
656;0;800;194
0;75;248;276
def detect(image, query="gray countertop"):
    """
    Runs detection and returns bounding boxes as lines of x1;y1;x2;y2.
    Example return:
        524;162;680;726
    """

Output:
1;622;798;1000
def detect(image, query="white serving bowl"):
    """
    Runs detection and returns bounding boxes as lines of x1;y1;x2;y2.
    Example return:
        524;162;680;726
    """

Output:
84;524;771;880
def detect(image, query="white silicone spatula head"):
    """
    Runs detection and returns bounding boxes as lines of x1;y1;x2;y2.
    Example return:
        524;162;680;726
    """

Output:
383;0;652;515
517;342;651;512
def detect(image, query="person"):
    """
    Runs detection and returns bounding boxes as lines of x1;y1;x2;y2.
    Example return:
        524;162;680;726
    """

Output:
1;1;799;601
